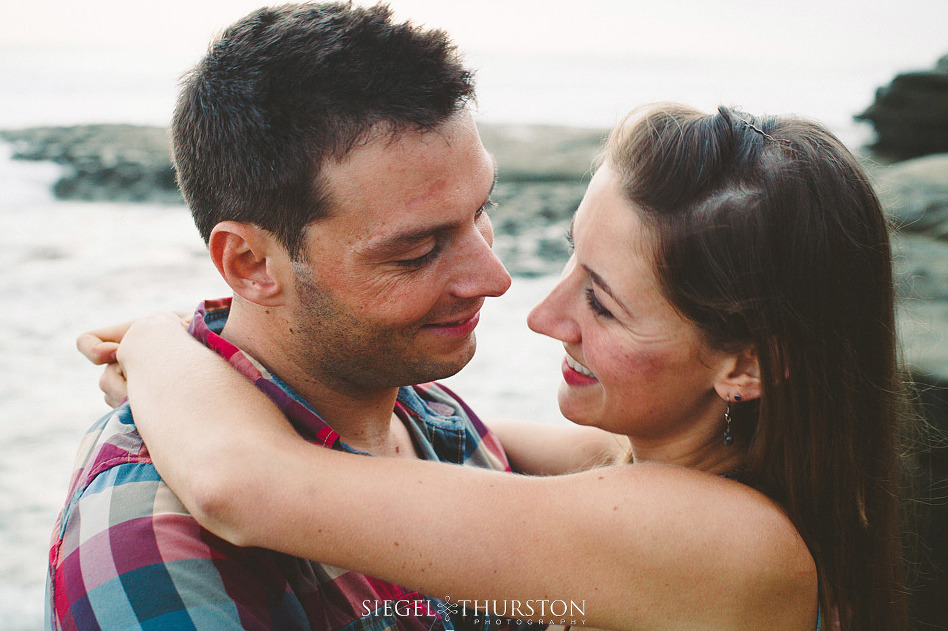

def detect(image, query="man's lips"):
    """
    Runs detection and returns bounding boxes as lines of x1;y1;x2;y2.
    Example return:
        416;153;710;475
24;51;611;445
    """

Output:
423;311;480;336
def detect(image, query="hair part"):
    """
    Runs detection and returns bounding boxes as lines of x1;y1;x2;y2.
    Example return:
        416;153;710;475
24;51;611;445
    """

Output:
607;104;909;631
172;2;475;257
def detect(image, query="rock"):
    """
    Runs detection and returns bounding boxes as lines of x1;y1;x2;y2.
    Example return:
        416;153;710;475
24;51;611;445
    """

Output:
868;153;948;385
0;125;180;204
872;153;948;240
856;53;948;159
893;233;948;380
871;151;948;426
870;153;948;381
477;123;606;182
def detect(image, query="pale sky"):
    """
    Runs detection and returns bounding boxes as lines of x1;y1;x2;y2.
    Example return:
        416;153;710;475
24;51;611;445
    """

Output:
1;0;945;133
3;0;945;67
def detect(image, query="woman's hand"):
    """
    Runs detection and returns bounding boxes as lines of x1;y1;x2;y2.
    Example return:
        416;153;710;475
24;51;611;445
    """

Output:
76;312;191;407
114;312;191;374
77;319;133;406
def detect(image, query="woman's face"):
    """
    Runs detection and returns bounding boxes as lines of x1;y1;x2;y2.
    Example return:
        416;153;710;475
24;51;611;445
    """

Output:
527;165;729;440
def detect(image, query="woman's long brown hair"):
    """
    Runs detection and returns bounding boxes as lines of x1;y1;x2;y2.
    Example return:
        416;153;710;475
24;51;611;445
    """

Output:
607;104;908;631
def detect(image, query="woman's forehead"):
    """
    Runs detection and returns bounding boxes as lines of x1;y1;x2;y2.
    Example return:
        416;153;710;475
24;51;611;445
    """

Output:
573;168;663;295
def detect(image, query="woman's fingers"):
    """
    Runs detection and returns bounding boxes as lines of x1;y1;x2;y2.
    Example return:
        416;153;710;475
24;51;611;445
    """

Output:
78;311;191;407
76;321;135;365
100;362;128;408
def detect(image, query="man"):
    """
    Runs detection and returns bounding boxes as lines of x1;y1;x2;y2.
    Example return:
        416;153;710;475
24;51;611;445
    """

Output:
47;4;516;629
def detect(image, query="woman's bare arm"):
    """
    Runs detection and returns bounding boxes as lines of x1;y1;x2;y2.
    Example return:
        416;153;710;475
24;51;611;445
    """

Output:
484;418;629;475
120;314;817;631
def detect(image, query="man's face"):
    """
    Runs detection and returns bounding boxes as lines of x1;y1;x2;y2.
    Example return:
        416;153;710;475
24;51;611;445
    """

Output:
286;111;511;395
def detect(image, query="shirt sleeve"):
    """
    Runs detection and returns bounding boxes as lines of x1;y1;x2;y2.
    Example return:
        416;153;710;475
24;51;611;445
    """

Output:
48;461;290;630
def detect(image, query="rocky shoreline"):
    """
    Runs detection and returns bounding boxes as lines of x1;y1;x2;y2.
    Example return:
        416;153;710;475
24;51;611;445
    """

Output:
0;125;180;204
0;122;605;280
0;122;607;202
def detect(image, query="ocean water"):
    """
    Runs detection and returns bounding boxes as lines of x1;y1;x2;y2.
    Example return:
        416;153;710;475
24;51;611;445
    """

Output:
0;42;940;629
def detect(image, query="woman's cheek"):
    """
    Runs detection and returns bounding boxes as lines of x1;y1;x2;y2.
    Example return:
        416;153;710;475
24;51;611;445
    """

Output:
606;341;674;382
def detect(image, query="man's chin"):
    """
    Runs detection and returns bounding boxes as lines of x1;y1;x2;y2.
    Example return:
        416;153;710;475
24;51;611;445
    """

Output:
403;336;477;384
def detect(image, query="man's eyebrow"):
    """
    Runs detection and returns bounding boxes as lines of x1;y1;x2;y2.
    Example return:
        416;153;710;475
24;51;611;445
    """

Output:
365;157;498;258
582;264;633;315
364;223;450;259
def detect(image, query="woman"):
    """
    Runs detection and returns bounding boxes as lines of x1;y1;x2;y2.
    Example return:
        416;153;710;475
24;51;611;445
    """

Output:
95;104;908;630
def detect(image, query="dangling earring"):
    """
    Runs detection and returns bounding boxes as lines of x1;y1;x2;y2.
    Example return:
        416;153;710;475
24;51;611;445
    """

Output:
723;394;741;446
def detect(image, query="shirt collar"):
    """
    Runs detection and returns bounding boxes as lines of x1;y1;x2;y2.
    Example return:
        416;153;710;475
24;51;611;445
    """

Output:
188;298;342;449
186;299;469;459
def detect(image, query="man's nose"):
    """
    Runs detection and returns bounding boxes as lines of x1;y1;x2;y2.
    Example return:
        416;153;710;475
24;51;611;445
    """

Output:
452;224;511;299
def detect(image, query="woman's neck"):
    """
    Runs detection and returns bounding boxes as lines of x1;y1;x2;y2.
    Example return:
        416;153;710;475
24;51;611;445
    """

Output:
627;427;746;477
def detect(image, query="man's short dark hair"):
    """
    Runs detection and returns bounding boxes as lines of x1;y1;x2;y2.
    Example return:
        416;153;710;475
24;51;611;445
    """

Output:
172;2;475;257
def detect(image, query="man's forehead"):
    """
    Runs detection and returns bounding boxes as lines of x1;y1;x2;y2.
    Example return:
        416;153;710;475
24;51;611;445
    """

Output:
359;159;497;252
304;111;494;249
327;111;480;169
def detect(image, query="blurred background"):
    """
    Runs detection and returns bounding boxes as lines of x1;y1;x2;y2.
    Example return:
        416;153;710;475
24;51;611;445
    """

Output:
2;1;946;629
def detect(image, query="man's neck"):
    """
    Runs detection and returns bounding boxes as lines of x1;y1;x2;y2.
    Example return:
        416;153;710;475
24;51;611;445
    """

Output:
218;301;417;458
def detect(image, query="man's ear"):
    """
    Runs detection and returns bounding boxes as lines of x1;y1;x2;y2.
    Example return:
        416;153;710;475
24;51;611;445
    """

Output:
208;221;289;307
713;346;762;403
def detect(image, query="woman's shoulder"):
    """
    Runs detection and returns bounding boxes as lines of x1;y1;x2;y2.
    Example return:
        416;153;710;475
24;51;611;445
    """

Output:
614;462;814;569
569;462;819;629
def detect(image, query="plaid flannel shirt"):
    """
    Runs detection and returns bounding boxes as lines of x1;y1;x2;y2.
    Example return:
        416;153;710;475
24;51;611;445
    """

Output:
47;298;517;630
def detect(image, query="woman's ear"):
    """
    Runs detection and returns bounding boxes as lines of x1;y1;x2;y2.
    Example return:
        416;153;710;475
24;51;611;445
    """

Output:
208;222;288;307
713;346;762;402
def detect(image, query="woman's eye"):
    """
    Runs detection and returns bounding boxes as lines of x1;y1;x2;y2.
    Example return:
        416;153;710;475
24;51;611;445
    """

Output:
585;288;614;319
565;228;574;253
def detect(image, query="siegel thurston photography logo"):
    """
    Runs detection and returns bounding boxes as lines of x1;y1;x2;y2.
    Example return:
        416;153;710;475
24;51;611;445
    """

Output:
434;597;460;621
361;596;587;626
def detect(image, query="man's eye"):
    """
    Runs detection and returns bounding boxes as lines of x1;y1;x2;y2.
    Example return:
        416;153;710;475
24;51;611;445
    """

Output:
475;200;496;219
397;245;440;268
585;288;614;319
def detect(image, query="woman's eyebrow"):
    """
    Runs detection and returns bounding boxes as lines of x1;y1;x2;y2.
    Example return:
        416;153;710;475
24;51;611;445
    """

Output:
486;161;498;202
582;264;633;315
